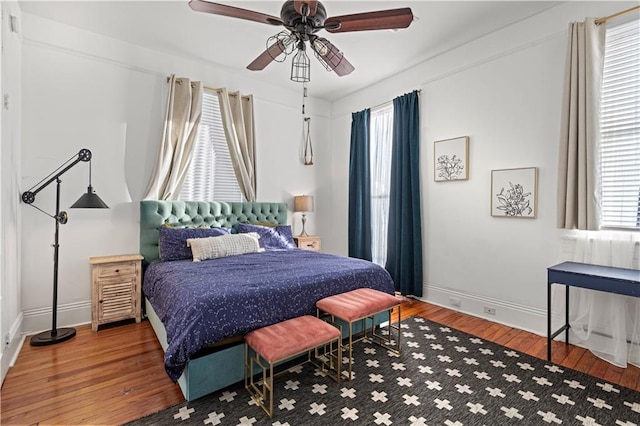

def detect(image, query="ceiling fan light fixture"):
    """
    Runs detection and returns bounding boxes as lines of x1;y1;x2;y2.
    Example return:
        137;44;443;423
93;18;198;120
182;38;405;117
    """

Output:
312;37;344;72
311;37;328;56
291;46;311;83
267;31;296;63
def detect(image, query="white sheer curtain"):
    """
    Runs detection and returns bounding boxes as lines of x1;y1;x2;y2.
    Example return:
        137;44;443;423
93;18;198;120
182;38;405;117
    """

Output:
144;75;203;200
369;104;394;267
556;18;605;230
556;231;640;367
216;89;256;202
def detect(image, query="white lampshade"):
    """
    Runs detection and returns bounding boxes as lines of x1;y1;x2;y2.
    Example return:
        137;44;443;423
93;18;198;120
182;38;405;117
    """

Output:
294;195;314;212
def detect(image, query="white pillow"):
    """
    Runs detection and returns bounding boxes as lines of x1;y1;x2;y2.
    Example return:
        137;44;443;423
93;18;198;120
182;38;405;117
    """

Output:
187;232;262;262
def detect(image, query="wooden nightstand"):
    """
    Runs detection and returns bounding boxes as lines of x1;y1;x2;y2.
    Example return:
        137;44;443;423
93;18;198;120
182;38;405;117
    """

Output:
294;236;321;252
89;254;143;331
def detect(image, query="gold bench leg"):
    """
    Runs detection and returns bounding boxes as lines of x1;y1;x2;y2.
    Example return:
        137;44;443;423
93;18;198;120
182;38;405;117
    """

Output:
245;345;275;418
310;338;342;383
245;334;342;418
317;307;402;381
370;305;402;354
346;321;354;380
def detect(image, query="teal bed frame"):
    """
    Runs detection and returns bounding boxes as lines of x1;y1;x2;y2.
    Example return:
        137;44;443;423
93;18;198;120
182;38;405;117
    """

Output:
139;200;386;401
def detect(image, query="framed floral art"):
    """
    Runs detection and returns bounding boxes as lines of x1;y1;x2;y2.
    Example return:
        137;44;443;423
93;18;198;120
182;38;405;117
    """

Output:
491;167;538;218
434;136;469;182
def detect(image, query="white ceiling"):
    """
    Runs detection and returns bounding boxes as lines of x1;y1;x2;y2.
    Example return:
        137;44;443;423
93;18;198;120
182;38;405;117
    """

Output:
18;1;563;101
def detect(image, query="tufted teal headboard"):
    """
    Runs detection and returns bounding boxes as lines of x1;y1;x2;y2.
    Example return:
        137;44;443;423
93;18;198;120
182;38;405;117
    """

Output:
140;200;288;264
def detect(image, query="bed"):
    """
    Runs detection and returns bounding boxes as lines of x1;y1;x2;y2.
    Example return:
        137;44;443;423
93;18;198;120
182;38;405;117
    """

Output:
140;200;395;400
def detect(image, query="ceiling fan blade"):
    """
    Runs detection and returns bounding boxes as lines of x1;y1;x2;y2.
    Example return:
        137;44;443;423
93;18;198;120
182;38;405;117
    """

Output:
330;54;355;77
325;8;413;33
189;0;283;26
311;37;355;77
294;0;318;17
247;41;287;71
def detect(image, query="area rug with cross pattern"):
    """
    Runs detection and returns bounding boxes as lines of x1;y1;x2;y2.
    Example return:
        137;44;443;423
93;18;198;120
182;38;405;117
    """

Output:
126;316;640;425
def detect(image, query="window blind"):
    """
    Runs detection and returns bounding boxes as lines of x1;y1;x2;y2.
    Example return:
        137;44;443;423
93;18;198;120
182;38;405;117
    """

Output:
180;90;243;202
600;18;640;228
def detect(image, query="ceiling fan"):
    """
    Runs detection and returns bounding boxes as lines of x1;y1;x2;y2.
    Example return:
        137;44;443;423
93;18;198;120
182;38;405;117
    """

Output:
189;0;414;82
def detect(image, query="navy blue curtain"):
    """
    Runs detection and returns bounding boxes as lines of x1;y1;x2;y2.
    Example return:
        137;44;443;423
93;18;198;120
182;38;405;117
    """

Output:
348;109;372;260
385;91;423;296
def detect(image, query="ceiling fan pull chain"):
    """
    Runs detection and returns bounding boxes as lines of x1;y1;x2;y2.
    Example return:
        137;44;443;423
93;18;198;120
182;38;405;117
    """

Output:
301;82;313;165
304;117;314;166
301;84;308;115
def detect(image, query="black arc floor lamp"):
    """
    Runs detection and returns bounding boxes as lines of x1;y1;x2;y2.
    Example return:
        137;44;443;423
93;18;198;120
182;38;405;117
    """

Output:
21;148;108;346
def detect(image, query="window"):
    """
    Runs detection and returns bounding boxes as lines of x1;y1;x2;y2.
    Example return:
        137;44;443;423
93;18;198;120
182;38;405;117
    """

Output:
179;90;243;202
600;18;640;229
370;104;394;266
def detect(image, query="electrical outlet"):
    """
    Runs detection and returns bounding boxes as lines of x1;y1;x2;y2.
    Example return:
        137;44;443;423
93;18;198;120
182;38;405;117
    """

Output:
449;297;461;307
484;306;496;315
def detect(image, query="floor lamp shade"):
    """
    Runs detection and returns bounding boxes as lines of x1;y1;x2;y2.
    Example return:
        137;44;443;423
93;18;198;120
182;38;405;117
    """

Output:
70;186;109;208
21;149;108;346
294;195;314;237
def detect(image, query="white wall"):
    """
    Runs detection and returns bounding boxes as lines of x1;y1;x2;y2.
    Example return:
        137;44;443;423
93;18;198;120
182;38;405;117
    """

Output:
19;13;332;334
329;1;637;335
1;1;24;383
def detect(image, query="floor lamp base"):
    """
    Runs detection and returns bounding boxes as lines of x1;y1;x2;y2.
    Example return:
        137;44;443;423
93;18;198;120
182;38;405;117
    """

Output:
30;327;76;346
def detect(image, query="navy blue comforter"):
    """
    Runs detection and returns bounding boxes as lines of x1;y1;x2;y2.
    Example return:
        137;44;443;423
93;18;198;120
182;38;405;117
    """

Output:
144;249;395;381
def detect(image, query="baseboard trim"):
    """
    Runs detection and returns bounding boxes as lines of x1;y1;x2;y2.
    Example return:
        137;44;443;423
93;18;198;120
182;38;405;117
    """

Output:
1;312;25;385
21;300;91;335
2;302;91;385
420;285;547;337
17;290;547;340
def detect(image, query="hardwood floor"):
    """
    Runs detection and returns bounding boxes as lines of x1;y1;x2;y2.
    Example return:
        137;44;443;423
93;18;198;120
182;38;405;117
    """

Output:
2;298;639;425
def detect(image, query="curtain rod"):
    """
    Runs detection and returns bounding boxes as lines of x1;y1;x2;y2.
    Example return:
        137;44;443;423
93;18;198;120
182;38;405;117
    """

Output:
167;76;197;88
370;100;392;112
165;77;241;98
370;89;422;111
595;5;639;25
203;86;239;98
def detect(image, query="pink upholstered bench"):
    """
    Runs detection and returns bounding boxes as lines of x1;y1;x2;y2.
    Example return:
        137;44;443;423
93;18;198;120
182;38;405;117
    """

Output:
244;315;341;417
316;288;401;380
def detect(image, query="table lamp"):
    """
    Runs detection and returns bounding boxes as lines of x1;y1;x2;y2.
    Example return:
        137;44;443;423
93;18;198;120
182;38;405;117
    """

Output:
294;195;314;237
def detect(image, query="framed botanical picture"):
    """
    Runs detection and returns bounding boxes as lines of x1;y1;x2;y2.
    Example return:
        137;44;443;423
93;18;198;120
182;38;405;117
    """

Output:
434;136;469;181
491;167;538;218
